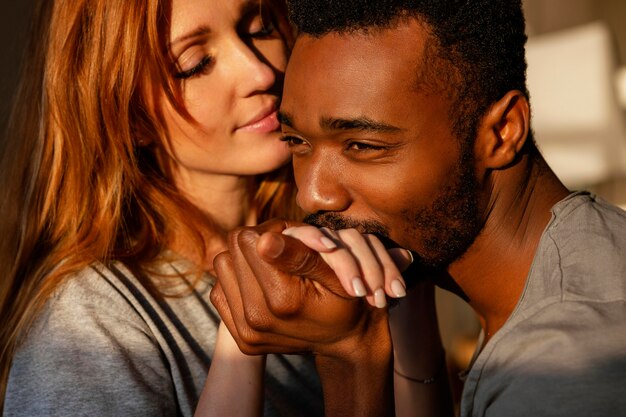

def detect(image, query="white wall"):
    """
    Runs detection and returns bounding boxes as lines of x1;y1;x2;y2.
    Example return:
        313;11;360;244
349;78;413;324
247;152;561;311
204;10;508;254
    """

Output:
524;0;626;63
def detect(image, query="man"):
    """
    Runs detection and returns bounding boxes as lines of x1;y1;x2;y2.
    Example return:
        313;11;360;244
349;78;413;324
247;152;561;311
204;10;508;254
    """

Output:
211;0;626;416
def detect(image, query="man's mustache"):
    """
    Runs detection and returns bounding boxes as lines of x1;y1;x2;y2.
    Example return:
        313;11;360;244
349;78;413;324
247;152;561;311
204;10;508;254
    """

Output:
303;212;397;247
304;212;434;293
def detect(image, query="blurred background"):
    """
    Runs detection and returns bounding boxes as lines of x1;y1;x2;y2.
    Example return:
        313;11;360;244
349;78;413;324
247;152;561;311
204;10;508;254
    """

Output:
1;0;625;413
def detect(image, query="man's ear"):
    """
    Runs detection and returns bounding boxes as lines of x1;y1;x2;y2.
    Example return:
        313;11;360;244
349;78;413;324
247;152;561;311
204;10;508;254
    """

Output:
474;90;530;170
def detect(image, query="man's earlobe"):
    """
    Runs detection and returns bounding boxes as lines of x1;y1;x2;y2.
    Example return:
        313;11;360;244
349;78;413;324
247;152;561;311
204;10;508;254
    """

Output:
475;90;530;169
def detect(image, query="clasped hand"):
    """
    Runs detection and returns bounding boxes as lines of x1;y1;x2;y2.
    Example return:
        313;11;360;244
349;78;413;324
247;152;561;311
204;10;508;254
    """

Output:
210;218;413;359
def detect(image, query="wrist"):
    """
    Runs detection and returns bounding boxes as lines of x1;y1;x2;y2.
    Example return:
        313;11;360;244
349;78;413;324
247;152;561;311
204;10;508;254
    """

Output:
314;307;393;417
389;280;445;379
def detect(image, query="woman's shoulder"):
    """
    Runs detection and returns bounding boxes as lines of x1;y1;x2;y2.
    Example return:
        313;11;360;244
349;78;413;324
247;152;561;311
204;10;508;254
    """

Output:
38;260;217;338
37;262;154;328
4;262;181;415
21;262;158;351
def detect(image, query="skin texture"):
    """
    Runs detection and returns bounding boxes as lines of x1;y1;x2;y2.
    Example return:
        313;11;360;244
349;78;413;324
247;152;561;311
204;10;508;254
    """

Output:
211;17;571;417
211;219;394;417
157;1;290;416
280;25;482;269
158;0;291;233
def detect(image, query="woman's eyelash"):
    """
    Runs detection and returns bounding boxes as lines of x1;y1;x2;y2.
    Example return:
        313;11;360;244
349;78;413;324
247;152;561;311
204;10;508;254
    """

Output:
174;56;213;80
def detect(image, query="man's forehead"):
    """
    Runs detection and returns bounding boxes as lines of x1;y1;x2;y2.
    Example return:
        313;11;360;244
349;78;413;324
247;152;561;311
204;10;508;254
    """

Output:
281;20;442;132
290;21;429;64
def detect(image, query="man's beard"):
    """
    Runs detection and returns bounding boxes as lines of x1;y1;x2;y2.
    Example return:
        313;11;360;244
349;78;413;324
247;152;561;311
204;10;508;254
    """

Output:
303;148;482;271
404;154;482;269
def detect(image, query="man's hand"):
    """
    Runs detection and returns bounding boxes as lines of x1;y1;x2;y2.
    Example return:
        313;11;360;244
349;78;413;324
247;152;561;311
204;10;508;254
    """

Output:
210;219;394;417
210;218;385;358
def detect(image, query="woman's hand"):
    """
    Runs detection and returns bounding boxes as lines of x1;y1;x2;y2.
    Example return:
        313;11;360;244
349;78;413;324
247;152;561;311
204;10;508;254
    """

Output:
282;226;413;308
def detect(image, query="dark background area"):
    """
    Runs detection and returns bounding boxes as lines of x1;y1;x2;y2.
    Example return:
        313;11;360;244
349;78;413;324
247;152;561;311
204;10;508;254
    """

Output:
0;1;36;137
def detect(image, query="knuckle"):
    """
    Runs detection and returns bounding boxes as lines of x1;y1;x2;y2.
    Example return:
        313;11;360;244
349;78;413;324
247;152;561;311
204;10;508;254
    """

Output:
243;306;273;332
238;326;265;349
213;252;231;273
227;226;246;247
266;291;302;317
209;285;227;313
237;227;260;247
293;250;325;276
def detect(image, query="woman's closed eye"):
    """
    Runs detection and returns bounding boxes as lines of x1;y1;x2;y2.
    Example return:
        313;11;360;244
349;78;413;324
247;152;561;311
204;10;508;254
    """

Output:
175;55;214;80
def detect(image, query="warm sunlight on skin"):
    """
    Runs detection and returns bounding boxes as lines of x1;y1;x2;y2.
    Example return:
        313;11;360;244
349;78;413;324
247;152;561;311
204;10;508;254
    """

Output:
160;0;291;197
280;21;482;268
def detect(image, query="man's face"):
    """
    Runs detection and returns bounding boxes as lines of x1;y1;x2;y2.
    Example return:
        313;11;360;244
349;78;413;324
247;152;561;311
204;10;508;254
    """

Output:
280;20;482;268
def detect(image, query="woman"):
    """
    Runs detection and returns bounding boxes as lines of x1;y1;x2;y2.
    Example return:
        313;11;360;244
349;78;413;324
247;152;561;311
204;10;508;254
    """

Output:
0;0;323;415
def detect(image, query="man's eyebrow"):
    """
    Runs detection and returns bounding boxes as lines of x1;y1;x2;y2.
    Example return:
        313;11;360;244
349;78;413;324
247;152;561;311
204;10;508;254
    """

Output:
277;110;294;127
277;112;404;133
320;116;403;133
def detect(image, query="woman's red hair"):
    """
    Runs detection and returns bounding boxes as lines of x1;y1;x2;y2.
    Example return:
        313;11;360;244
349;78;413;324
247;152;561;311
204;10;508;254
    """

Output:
0;0;297;407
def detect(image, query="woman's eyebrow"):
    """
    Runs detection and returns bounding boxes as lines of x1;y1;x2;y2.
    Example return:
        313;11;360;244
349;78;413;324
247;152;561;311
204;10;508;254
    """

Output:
169;26;211;49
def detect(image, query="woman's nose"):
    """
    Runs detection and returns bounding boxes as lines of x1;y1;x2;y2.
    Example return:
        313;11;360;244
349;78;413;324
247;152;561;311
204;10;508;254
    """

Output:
230;39;277;96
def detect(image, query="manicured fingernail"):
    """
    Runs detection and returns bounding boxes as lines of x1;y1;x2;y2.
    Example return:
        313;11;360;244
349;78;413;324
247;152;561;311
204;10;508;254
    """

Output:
406;250;414;264
320;236;337;249
391;279;406;298
282;227;296;236
352;277;366;297
374;288;387;308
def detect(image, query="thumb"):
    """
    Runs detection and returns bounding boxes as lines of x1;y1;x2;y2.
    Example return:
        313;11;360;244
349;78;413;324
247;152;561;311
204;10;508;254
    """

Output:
256;231;350;297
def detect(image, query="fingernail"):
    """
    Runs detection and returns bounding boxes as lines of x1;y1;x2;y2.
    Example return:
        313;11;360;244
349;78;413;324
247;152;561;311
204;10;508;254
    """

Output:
352;277;366;297
320;236;337;250
282;227;296;236
374;288;387;308
406;250;414;264
391;279;406;298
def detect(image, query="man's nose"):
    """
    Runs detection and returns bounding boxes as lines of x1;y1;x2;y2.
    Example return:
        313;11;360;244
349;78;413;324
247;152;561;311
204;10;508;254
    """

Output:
294;154;351;214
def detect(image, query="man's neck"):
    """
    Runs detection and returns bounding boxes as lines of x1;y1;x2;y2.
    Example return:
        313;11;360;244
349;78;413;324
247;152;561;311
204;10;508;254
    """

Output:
448;153;570;340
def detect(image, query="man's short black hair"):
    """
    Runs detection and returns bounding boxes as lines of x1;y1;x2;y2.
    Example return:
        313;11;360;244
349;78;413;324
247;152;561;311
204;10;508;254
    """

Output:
287;0;531;148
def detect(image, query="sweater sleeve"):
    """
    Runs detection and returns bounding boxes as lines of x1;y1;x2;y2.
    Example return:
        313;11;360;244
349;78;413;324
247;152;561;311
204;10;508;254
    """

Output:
4;269;178;417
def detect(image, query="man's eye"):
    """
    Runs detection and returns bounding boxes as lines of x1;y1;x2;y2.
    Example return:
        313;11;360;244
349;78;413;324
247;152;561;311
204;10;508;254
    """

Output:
347;142;386;151
280;135;306;146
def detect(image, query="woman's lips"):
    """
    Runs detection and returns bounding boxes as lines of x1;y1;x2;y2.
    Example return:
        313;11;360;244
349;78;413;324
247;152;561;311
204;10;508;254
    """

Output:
238;109;280;133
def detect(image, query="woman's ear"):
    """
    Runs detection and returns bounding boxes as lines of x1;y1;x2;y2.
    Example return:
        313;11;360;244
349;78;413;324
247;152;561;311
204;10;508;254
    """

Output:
474;90;530;170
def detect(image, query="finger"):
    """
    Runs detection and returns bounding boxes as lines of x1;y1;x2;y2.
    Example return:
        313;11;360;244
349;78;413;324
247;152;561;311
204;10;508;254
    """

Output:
387;247;414;273
282;225;339;252
212;251;250;344
211;283;315;355
330;229;386;308
228;228;285;333
255;231;350;298
364;236;408;299
209;281;240;345
283;226;369;299
254;218;309;235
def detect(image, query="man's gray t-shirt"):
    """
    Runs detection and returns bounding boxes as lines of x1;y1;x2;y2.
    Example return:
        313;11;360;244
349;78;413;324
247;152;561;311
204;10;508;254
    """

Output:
4;261;323;416
461;192;626;417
